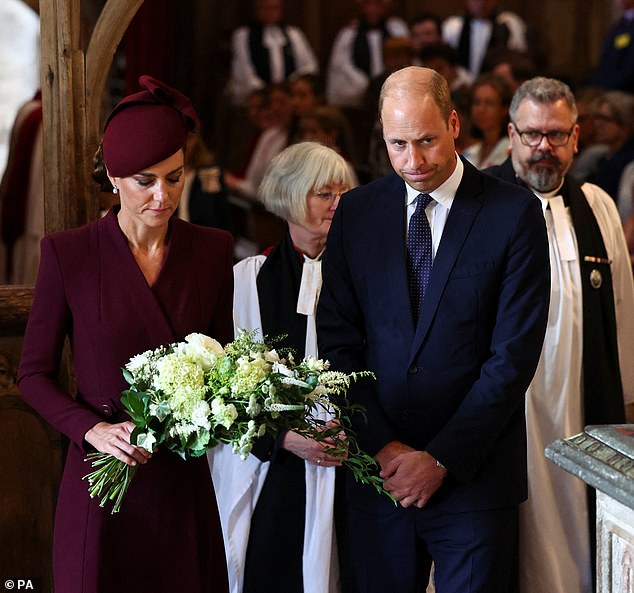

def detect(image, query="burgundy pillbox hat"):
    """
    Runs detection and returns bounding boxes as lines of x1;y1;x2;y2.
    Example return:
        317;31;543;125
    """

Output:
102;75;198;177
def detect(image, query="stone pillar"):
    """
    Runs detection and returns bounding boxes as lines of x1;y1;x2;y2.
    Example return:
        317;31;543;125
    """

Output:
546;425;634;593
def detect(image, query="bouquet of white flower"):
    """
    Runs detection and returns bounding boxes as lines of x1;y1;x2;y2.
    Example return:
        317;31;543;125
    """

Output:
83;329;387;513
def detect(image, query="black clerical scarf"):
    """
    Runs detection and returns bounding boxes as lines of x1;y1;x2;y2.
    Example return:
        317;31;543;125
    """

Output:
248;22;296;84
352;17;391;76
244;230;310;593
456;11;510;71
256;228;308;358
487;158;625;425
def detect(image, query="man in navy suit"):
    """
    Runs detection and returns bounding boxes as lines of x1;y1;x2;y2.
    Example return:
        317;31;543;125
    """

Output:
317;66;550;593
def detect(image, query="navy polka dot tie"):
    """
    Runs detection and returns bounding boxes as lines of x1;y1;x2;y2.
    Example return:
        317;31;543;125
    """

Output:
407;193;434;322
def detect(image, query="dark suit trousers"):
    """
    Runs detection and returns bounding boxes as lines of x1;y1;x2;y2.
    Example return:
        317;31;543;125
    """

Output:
347;503;518;593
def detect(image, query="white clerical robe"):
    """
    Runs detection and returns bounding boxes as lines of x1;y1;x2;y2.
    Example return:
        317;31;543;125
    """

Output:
520;182;634;593
208;254;339;593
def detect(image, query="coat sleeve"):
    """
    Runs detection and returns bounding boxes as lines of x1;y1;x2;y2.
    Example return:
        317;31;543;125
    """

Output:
17;236;103;450
318;199;400;455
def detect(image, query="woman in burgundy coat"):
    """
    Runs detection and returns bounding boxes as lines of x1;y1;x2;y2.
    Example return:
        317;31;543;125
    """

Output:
18;76;231;593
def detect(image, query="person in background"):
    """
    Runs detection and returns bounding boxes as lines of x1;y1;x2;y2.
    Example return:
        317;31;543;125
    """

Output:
326;0;408;107
587;90;634;206
590;0;634;92
418;42;475;153
365;36;415;181
300;105;358;168
462;73;512;168
228;0;318;105
288;73;326;143
0;89;43;284
409;12;443;60
573;86;605;151
318;66;550;593
484;48;536;93
364;37;415;117
178;132;230;230
443;0;527;78
419;43;474;96
485;76;634;593
569;87;609;181
17;75;233;593
209;142;357;593
289;73;326;119
225;83;293;200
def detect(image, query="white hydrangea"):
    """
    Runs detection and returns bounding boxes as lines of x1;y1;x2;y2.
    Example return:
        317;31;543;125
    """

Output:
190;400;211;430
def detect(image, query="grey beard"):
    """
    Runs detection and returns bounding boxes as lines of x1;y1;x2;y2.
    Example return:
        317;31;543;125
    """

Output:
526;166;562;193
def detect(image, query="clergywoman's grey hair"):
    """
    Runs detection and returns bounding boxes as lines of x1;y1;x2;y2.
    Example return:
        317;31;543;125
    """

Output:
258;141;357;224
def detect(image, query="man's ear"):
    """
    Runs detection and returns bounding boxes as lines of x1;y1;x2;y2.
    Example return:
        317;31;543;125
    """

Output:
449;110;460;139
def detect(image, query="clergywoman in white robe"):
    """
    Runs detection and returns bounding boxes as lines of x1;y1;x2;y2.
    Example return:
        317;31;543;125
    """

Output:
208;142;357;593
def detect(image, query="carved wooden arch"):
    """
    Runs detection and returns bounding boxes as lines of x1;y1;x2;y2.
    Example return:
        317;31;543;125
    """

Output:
40;0;143;234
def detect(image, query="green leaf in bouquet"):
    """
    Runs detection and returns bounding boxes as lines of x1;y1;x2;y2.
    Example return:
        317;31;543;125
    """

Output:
190;428;211;453
121;367;135;386
135;431;157;452
152;400;171;422
121;389;150;424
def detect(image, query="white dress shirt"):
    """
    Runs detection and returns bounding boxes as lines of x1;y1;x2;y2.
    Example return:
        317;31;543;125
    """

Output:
404;154;464;260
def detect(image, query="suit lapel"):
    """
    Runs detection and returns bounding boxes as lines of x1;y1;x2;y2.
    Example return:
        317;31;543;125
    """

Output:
409;160;483;363
378;175;416;340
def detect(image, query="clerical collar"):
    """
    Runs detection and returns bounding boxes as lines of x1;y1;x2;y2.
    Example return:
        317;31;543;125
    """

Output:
532;179;565;201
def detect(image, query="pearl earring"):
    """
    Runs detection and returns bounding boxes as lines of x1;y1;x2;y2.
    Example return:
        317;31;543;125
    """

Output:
112;186;118;194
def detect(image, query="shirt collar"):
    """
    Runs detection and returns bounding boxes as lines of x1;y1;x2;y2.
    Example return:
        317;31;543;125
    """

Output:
405;153;464;207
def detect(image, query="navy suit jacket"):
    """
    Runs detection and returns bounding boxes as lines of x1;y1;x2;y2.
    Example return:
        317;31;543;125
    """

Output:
317;157;550;514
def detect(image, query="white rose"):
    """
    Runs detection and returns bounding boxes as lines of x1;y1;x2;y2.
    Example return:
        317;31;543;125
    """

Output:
183;333;225;370
264;349;280;363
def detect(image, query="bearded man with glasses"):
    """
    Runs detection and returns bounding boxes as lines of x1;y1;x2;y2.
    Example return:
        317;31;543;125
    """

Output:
486;76;634;593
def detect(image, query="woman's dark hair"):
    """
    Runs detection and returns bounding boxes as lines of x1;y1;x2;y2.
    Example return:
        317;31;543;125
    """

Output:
92;144;113;192
469;73;512;140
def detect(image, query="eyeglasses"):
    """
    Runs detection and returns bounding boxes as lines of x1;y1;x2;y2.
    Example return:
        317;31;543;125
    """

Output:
512;124;574;147
311;188;349;201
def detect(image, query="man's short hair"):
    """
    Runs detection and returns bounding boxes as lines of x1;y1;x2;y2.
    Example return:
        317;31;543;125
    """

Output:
379;67;454;122
509;77;578;125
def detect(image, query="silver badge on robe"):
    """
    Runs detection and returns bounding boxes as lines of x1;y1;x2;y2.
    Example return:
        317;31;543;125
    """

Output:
590;268;602;289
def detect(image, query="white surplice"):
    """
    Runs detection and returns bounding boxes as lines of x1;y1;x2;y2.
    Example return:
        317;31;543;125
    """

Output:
519;182;634;593
208;254;339;593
